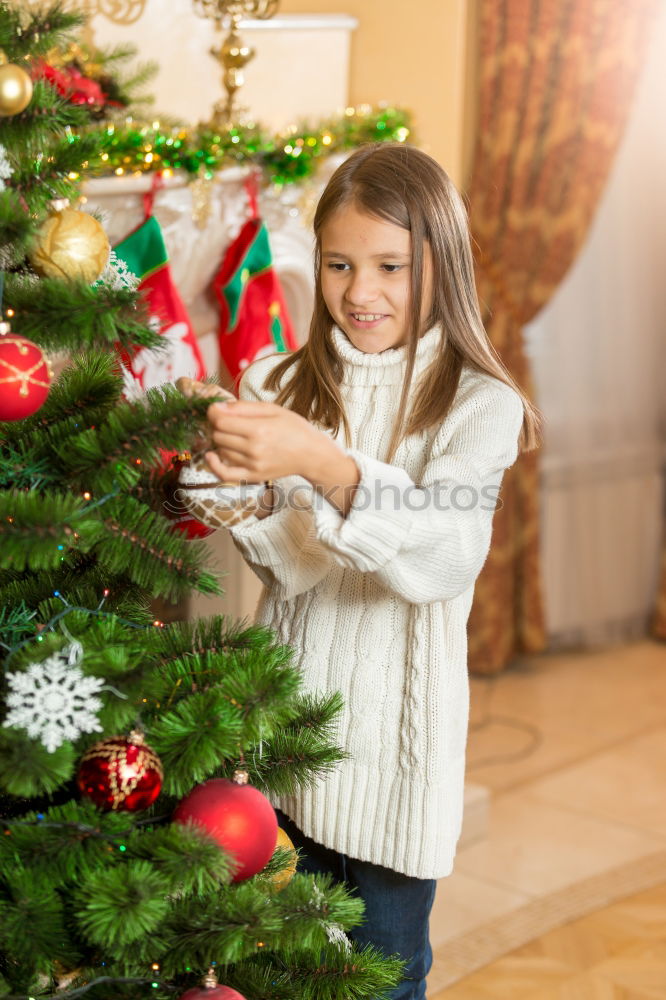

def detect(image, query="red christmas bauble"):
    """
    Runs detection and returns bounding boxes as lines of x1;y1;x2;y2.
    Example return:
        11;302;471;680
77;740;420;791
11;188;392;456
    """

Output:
0;328;52;420
173;773;277;882
170;511;215;540
179;985;246;1000
77;731;163;811
160;450;214;539
178;967;246;999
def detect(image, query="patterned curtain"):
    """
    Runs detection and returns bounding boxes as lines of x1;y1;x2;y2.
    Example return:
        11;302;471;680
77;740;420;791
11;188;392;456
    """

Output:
466;0;659;675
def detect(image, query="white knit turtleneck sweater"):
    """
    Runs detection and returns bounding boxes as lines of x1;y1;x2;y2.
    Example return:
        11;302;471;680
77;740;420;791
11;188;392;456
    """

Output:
228;325;524;879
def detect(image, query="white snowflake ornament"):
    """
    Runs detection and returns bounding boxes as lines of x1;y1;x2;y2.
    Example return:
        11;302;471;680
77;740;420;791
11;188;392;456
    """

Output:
3;642;105;752
95;249;139;291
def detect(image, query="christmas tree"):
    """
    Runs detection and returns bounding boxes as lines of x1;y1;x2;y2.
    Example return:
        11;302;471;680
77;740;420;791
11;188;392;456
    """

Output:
0;5;401;998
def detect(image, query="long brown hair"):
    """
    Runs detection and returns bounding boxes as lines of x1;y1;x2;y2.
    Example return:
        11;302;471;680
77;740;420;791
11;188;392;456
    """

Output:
265;142;542;461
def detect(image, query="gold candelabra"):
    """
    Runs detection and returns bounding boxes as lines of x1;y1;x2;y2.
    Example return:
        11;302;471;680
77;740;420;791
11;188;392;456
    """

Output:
193;0;280;129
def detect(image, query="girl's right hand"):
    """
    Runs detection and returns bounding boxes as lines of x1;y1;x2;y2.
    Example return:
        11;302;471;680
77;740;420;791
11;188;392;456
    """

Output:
176;378;275;519
176;377;237;455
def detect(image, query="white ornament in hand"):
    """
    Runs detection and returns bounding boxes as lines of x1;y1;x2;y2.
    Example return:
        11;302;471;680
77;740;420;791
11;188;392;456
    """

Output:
176;453;267;529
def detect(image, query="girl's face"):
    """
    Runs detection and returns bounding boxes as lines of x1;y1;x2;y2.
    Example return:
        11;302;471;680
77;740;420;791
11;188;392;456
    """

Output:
319;202;433;354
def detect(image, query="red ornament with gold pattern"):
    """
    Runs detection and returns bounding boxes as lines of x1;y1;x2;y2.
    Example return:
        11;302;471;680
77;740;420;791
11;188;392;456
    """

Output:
76;730;163;811
0;321;53;421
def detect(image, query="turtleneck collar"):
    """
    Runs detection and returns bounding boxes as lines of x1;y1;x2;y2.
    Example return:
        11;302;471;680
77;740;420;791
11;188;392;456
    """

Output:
331;324;444;387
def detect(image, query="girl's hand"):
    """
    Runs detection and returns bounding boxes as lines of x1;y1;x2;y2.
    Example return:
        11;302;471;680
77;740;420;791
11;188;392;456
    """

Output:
204;399;328;483
176;377;236;453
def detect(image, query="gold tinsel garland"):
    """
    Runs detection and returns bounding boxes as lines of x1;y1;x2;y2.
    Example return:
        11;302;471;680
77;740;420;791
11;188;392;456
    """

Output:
83;103;413;187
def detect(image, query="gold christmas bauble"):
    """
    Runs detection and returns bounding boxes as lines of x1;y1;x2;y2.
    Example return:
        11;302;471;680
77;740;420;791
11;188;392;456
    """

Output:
0;60;33;117
270;827;297;892
30;206;110;284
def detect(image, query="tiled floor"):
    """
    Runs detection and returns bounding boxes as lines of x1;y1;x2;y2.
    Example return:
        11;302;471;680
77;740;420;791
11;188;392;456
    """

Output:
427;638;666;994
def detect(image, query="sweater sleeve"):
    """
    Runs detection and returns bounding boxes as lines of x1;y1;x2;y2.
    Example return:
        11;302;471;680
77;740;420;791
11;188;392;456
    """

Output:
225;357;336;599
310;379;525;604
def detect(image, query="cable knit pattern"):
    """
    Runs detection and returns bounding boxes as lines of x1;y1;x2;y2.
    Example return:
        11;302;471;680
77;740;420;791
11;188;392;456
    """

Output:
227;326;524;878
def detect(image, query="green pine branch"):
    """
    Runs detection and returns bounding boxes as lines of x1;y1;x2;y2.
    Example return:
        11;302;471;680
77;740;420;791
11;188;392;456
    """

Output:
0;801;135;887
78;41;159;117
226;944;404;1000
55;386;210;492
231;713;348;798
0;486;217;606
126;822;235;896
93;495;219;601
0;191;36;268
150;616;275;664
4;279;161;354
148;690;244;795
0;3;85;60
0;449;58;492
74;859;172;950
144;642;301;739
0;866;79;979
0;572;145;639
0;728;76;798
0;80;90;149
11;133;103;201
10;354;124;460
0;491;105;574
0;602;35;652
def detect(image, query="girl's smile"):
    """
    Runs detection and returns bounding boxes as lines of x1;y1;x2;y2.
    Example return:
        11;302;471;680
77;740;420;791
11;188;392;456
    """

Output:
320;202;433;354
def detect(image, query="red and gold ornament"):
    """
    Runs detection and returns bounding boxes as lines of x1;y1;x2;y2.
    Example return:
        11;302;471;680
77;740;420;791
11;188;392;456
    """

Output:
178;968;246;1000
160;450;214;539
76;730;163;812
173;770;277;882
0;322;53;421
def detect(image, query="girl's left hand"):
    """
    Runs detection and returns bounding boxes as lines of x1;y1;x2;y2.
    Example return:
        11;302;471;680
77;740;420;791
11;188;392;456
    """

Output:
204;399;333;483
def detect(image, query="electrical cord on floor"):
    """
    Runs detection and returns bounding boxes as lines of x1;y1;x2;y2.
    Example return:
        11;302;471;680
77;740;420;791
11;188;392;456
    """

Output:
465;674;544;771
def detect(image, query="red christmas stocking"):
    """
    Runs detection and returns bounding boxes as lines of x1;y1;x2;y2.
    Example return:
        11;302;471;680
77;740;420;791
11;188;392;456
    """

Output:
212;178;298;384
114;181;206;391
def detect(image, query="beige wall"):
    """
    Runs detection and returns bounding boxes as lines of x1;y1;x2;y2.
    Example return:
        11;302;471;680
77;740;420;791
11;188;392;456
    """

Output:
85;3;355;132
280;0;478;189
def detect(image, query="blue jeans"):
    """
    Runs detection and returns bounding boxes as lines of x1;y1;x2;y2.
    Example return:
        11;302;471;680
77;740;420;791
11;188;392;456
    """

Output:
275;809;436;1000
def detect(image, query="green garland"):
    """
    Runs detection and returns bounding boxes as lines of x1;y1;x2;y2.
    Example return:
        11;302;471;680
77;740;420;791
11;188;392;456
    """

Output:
85;103;413;186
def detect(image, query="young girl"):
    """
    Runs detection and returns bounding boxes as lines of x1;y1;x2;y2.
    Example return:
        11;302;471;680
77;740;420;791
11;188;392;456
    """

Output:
200;142;541;1000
